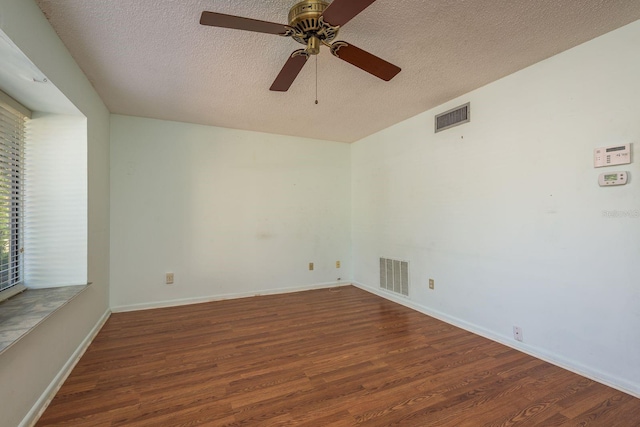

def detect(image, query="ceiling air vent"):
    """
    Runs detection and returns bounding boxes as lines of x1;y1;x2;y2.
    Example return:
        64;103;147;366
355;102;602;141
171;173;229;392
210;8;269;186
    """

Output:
435;102;470;133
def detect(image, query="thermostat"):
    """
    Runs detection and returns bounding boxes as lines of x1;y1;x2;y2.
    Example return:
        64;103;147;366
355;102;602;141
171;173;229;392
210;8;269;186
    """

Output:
598;171;628;186
594;143;631;168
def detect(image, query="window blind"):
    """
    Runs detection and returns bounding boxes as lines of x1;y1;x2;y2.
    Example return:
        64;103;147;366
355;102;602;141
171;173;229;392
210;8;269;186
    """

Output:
23;113;87;288
0;93;27;297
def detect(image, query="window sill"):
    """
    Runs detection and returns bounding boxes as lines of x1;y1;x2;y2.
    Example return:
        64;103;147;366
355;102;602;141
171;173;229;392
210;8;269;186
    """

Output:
0;284;89;355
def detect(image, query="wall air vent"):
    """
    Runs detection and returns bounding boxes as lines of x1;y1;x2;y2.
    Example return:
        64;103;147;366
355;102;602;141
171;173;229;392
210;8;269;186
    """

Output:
379;258;409;296
435;102;470;133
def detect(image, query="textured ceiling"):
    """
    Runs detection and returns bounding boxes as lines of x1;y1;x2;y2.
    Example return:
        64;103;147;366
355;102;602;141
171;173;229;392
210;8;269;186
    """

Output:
36;0;640;143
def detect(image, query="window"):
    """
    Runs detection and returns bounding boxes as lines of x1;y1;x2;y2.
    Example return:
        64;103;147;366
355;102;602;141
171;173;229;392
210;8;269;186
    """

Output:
0;91;29;302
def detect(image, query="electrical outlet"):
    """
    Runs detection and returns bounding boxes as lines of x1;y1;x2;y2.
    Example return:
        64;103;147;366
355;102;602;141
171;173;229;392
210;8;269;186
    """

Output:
309;262;314;271
513;326;523;342
336;261;341;268
166;273;174;285
429;279;434;290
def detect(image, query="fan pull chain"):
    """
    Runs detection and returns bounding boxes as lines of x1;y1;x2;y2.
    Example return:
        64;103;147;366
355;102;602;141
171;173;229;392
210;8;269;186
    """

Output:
315;55;318;105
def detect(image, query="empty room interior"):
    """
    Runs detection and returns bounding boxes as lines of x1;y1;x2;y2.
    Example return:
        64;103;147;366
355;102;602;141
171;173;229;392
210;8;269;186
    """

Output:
1;0;640;425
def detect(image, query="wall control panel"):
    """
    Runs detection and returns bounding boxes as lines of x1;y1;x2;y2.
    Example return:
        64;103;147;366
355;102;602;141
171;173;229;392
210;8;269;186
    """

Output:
598;171;628;186
594;143;631;168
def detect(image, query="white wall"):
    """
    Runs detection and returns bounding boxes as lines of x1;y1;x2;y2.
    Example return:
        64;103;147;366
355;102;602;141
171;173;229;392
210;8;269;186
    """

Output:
352;20;640;395
0;1;110;426
110;115;350;310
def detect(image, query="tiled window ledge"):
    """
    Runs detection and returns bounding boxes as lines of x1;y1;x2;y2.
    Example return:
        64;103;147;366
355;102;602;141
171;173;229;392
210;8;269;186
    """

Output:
0;285;89;355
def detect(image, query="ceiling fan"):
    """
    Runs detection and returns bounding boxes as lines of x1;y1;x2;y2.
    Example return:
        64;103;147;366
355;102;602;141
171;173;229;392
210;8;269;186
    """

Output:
200;0;401;92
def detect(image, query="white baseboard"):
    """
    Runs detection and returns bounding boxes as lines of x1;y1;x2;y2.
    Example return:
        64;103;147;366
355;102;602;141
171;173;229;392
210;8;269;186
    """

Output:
20;309;112;427
111;281;351;313
351;281;640;399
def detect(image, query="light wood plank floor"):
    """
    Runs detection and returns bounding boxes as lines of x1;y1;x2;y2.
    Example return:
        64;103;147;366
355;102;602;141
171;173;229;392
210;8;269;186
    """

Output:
36;286;640;426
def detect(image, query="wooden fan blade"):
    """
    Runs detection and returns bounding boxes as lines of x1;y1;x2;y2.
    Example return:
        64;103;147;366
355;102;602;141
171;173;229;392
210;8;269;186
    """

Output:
330;42;401;81
200;11;290;35
270;50;310;92
321;0;378;27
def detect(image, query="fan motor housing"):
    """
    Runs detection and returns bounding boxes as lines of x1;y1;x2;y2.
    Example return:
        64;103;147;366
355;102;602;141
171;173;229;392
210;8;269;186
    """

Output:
288;0;339;46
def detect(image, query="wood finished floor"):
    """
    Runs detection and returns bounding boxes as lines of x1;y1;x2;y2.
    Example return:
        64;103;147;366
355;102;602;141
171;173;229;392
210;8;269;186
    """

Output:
36;286;640;426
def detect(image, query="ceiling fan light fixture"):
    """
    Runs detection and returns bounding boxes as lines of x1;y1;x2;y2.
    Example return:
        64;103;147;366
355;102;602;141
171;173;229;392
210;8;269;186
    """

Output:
288;0;339;46
199;0;401;91
288;0;328;25
306;36;321;55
